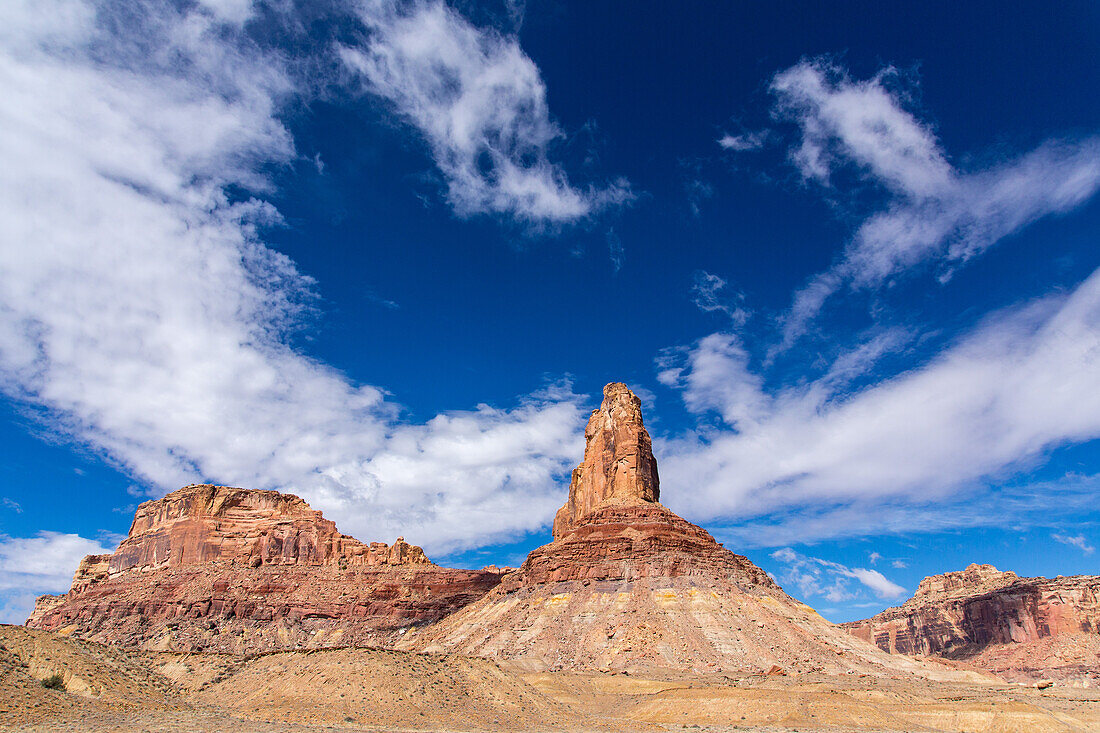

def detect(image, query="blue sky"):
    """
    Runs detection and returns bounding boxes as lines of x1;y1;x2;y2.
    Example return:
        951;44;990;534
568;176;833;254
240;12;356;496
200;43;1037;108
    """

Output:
1;0;1098;623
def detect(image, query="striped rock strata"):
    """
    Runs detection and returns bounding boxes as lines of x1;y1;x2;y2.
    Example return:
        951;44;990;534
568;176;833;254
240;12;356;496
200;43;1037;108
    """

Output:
26;485;504;653
407;383;964;679
844;564;1100;683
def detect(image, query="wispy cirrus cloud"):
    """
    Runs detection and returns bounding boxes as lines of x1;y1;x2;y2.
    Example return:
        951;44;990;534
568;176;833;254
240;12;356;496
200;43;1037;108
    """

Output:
341;0;631;226
769;547;905;602
718;131;766;152
659;265;1100;545
769;59;1100;348
690;271;750;325
1053;533;1095;554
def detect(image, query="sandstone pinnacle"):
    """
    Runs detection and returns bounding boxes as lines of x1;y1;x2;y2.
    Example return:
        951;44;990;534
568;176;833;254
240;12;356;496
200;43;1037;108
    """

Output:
551;382;660;539
409;382;932;677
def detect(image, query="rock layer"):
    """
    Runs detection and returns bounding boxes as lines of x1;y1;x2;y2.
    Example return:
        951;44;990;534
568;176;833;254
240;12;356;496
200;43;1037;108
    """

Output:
844;564;1100;683
515;501;772;589
408;384;963;679
551;383;659;539
25;485;503;653
109;484;429;574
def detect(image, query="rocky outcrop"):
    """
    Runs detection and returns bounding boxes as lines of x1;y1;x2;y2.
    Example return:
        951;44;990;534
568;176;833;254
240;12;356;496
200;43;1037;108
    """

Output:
552;383;660;539
25;485;503;653
513;501;772;589
24;594;67;627
844;564;1100;683
107;484;429;574
408;384;960;679
71;555;111;593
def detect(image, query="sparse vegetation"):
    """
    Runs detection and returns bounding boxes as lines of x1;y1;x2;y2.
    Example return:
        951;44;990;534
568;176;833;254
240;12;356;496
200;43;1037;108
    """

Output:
40;673;65;690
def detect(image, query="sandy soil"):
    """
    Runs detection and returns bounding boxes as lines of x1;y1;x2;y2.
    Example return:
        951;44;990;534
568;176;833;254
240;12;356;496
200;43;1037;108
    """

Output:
2;625;1098;733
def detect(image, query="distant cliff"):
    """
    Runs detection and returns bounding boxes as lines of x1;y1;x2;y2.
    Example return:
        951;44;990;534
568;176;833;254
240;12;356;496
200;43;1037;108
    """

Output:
843;563;1100;683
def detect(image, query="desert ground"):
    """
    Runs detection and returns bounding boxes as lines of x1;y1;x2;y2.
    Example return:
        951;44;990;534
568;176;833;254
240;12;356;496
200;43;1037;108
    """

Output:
3;626;1098;733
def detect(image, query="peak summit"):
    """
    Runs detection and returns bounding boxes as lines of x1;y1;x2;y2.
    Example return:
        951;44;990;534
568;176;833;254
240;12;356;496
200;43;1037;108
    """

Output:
411;383;909;676
551;382;660;539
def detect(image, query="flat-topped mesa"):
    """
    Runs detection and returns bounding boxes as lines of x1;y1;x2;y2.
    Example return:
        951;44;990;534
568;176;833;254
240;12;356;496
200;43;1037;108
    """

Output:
105;484;430;580
552;383;660;539
26;484;504;654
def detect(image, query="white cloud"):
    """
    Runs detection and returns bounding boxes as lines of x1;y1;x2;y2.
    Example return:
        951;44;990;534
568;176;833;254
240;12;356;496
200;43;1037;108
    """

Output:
0;532;112;587
770;59;1100;347
340;0;631;225
718;131;765;152
815;327;913;390
868;551;881;565
710;473;1100;549
891;559;907;569
657;333;768;431
689;271;750;325
196;0;255;25
0;532;114;623
845;139;1100;287
848;567;905;599
769;547;905;602
0;0;587;569
1053;533;1095;554
772;61;952;197
660;266;1100;544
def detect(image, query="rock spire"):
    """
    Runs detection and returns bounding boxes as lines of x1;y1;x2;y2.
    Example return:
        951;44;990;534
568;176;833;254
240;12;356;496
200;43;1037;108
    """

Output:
409;382;932;677
551;383;660;539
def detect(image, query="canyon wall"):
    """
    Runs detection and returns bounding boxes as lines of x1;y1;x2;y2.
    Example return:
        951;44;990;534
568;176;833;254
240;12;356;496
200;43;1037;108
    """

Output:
844;564;1100;683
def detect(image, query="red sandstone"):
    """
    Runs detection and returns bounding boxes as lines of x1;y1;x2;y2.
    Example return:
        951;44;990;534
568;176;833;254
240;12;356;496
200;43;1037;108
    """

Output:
551;382;660;539
843;563;1100;683
25;485;503;653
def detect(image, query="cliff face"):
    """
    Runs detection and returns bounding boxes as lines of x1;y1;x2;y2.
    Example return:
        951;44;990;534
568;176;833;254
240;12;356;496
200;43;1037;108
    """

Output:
551;383;660;539
25;485;501;653
408;384;944;678
107;484;428;575
513;501;773;589
843;564;1100;682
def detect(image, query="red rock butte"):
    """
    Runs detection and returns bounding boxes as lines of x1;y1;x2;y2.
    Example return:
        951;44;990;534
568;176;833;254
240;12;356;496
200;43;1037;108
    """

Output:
407;383;940;677
109;484;429;575
26;485;504;653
